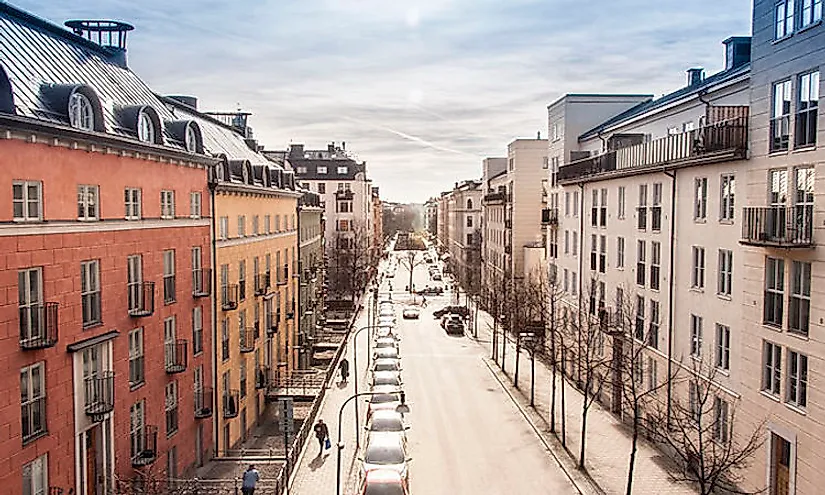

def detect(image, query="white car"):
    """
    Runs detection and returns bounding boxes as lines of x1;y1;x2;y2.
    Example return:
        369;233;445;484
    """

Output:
361;434;410;489
402;306;420;319
374;326;398;340
372;371;403;387
366;385;404;421
372;358;402;373
378;316;396;327
374;347;400;360
374;337;399;350
365;410;409;448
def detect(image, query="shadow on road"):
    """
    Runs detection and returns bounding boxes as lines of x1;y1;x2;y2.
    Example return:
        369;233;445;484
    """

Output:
309;453;328;471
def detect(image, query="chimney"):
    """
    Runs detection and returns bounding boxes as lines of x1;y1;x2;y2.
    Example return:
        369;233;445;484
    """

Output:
289;144;305;157
687;68;705;86
723;36;751;70
537;130;541;139
65;20;134;69
328;143;335;153
341;141;346;150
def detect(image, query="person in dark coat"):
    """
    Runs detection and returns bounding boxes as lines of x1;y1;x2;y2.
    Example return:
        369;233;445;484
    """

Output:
339;358;350;383
314;419;329;456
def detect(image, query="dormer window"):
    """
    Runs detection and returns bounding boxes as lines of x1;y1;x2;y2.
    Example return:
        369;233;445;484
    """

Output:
185;125;198;153
69;92;94;131
317;166;328;174
337;166;348;174
137;111;155;143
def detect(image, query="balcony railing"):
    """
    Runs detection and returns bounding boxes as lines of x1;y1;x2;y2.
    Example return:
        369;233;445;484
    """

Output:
240;328;256;353
19;302;59;350
335;189;354;200
192;268;211;298
84;372;115;420
483;191;507;204
541;208;559;226
254;272;270;296
128;282;155;317
558;116;749;182
741;206;814;248
278;265;289;285
223;390;240;418
164;340;188;374
131;425;158;467
194;387;213;418
221;284;239;311
255;366;270;390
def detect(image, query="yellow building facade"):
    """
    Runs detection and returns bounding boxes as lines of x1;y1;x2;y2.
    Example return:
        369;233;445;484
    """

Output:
212;160;300;454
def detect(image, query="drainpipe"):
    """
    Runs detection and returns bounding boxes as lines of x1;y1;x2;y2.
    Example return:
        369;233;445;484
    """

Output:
597;129;608;154
697;90;712;125
208;167;219;458
664;169;677;427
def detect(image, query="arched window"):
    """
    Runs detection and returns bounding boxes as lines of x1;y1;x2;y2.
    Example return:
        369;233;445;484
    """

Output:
185;125;198;153
68;92;94;131
467;199;473;210
137;111;155;143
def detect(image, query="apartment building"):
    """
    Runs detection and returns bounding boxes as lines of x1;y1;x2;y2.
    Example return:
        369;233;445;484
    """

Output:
372;186;384;253
424;198;438;238
482;158;509;296
737;1;824;492
0;6;213;493
297;190;325;369
437;180;483;292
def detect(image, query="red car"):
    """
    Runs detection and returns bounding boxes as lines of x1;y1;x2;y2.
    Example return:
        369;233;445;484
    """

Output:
360;468;409;495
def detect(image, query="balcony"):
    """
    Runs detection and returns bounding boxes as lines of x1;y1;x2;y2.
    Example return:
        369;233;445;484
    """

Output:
19;302;59;350
221;284;239;311
335;189;354;200
558;116;748;183
128;282;155;317
255;366;270;390
254;272;270;296
194;387;213;418
84;372;115;421
131;425;158;467
741;206;814;248
483;191;507;205
598;308;624;335
541;208;559;227
223;390;240;418
240;328;256;353
164;340;188;374
192;268;211;298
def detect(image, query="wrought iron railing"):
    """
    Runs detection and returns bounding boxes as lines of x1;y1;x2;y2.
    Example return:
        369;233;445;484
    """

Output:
193;268;211;297
131;425;158;467
84;372;115;419
19;302;59;349
741;206;814;247
128;281;154;317
165;340;188;374
221;284;239;311
194;387;214;419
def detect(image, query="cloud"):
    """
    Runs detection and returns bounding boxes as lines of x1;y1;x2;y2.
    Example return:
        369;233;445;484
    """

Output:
13;0;752;202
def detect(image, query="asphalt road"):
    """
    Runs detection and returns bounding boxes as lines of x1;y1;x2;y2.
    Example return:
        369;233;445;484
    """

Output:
381;249;579;494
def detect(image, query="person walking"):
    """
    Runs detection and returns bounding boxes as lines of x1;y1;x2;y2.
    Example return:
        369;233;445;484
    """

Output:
241;464;259;495
339;357;350;384
314;419;329;456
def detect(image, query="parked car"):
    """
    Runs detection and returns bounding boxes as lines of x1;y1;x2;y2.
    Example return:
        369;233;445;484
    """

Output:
374;327;399;340
402;306;420;319
374;337;400;350
365;410;409;448
359;468;409;495
360;434;410;489
431;273;442;281
433;305;470;319
372;358;402;373
378;316;396;327
366;386;404;421
441;314;465;335
374;347;400;360
415;286;443;296
372;370;403;387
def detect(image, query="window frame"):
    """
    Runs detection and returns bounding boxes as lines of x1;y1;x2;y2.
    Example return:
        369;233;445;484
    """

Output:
80;260;102;328
617;186;626;219
775;0;796;39
786;350;808;408
617;236;625;269
650;241;661;291
130;400;145;461
77;184;99;221
165;381;179;437
795;71;819;148
13;180;43;222
719;174;735;222
800;0;823;27
22;453;48;495
691;246;706;289
788;260;811;335
18;267;43;343
124;187;141;220
713;397;729;444
693;177;708;221
717;249;733;297
636;240;646;287
219;217;229;240
690;314;703;358
771;79;793;152
763;341;782;396
163;250;176;304
715;323;731;371
192;306;203;355
764;257;785;327
20;362;46;444
128;328;145;389
189;192;202;219
160;190;175;219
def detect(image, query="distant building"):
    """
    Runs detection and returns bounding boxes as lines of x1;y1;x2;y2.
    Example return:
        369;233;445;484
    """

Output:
437;180;483;295
424;198;438;238
297;189;325;369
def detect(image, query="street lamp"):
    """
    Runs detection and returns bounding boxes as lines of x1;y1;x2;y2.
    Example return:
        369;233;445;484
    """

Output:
336;391;409;495
350;324;387;448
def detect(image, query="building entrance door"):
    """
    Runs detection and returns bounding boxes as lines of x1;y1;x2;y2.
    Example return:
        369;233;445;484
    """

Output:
771;433;790;495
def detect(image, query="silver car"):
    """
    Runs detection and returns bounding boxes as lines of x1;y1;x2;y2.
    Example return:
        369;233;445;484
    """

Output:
372;371;403;387
361;434;410;488
374;337;399;350
372;358;402;373
365;410;409;448
374;347;400;360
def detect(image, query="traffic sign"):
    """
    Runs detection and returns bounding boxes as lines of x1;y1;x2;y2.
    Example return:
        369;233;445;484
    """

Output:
279;397;294;436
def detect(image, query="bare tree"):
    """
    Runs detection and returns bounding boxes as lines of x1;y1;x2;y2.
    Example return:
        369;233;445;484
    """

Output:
651;359;765;495
328;221;372;302
398;250;426;293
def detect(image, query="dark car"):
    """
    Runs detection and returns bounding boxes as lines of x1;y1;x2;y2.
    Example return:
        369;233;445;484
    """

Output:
433;305;470;319
441;315;465;335
415;286;443;295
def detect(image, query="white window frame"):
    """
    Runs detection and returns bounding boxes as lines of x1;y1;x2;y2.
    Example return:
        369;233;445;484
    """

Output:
20;362;46;443
317;166;328;174
160;190;175;219
128;328;144;388
801;0;823;28
690;314;703;357
713;397;729;444
720;174;735;222
572;232;578;257
763;341;782;396
715;323;730;371
689;381;700;422
691;246;705;289
617;237;625;269
192;306;203;355
694;177;707;220
130;400;145;460
650;241;661;291
252;215;260;235
786;350;808;408
127;255;143;312
717;249;733;297
617;186;626;219
789;261;811;335
77;184;99;221
81;260;101;327
163;250;176;304
13;180;42;222
18;267;43;344
219;217;229;240
22;453;48;495
238;215;246;237
165;381;179;437
337;166;348;174
69;92;94;130
775;0;795;39
764;257;785;327
125;187;141;220
190;192;202;219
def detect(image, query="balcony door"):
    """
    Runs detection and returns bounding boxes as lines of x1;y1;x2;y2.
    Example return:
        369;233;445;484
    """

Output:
794;168;814;241
18;268;43;343
78;419;112;495
771;433;791;495
768;170;788;238
127;255;143;311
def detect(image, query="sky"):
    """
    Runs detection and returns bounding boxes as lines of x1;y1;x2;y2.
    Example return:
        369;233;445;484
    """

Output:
13;0;752;203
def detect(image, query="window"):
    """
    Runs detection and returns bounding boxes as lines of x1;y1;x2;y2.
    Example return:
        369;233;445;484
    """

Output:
137;111;155;143
572;232;578;256
590;234;597;271
775;0;795;39
564;192;570;216
252;215;259;236
572;191;579;217
81;260;101;327
164;315;176;368
129;328;144;388
192;307;203;355
637;184;647;230
716;324;731;371
552;121;560;141
77;185;99;221
163;250;176;304
763;341;782;396
564;231;569;254
68;92;94;130
295;166;307;174
466;233;473;245
651;183;662;231
720;175;735;221
165;381;179;437
125;188;141;220
600;189;607;227
221;318;229;361
18;268;43;344
317;166;327;174
130;401;145;461
617;237;625;269
617;186;626;219
219;217;229;240
691;246;705;289
649;300;659;349
796;71;819;147
636;240;646;286
337;201;352;213
689;381;700;423
786;350;808;408
599;235;606;273
771;80;792;151
13;181;42;222
764;257;785;327
264;215;271;234
563;269;569;292
190;192;202;219
801;0;823;27
694;178;707;220
789;261;811;335
646;357;658;392
20;362;46;443
690;314;703;357
127;255;143;313
635;295;645;341
22;454;47;495
571;271;577;296
240;358;247;398
318;183;326;194
337;219;350;231
466;216;473;228
650;241;661;291
239;260;246;301
238;216;246;237
160;190;175;219
713;397;729;444
633;357;643;386
591;190;598;227
716;249;733;297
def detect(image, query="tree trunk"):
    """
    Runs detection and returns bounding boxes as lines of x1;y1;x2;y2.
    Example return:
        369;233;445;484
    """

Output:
514;333;521;389
550;327;557;432
579;400;588;469
560;341;566;447
530;350;536;407
501;322;507;373
626;408;639;495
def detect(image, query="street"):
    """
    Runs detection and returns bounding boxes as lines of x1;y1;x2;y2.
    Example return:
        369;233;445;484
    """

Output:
377;250;579;494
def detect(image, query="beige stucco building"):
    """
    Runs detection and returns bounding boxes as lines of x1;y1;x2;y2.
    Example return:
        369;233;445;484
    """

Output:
436;180;483;294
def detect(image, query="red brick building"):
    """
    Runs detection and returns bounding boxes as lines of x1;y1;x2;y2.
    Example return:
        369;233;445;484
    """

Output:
0;5;215;494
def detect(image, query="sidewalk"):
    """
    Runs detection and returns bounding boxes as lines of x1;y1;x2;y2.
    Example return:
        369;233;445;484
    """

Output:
470;308;696;495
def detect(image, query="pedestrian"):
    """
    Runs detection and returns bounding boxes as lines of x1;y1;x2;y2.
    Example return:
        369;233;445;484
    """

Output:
314;419;329;456
421;295;427;308
339;357;350;384
241;464;259;495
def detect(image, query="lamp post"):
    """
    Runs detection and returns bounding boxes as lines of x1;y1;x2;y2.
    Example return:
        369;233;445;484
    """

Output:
350;324;385;448
336;391;408;495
